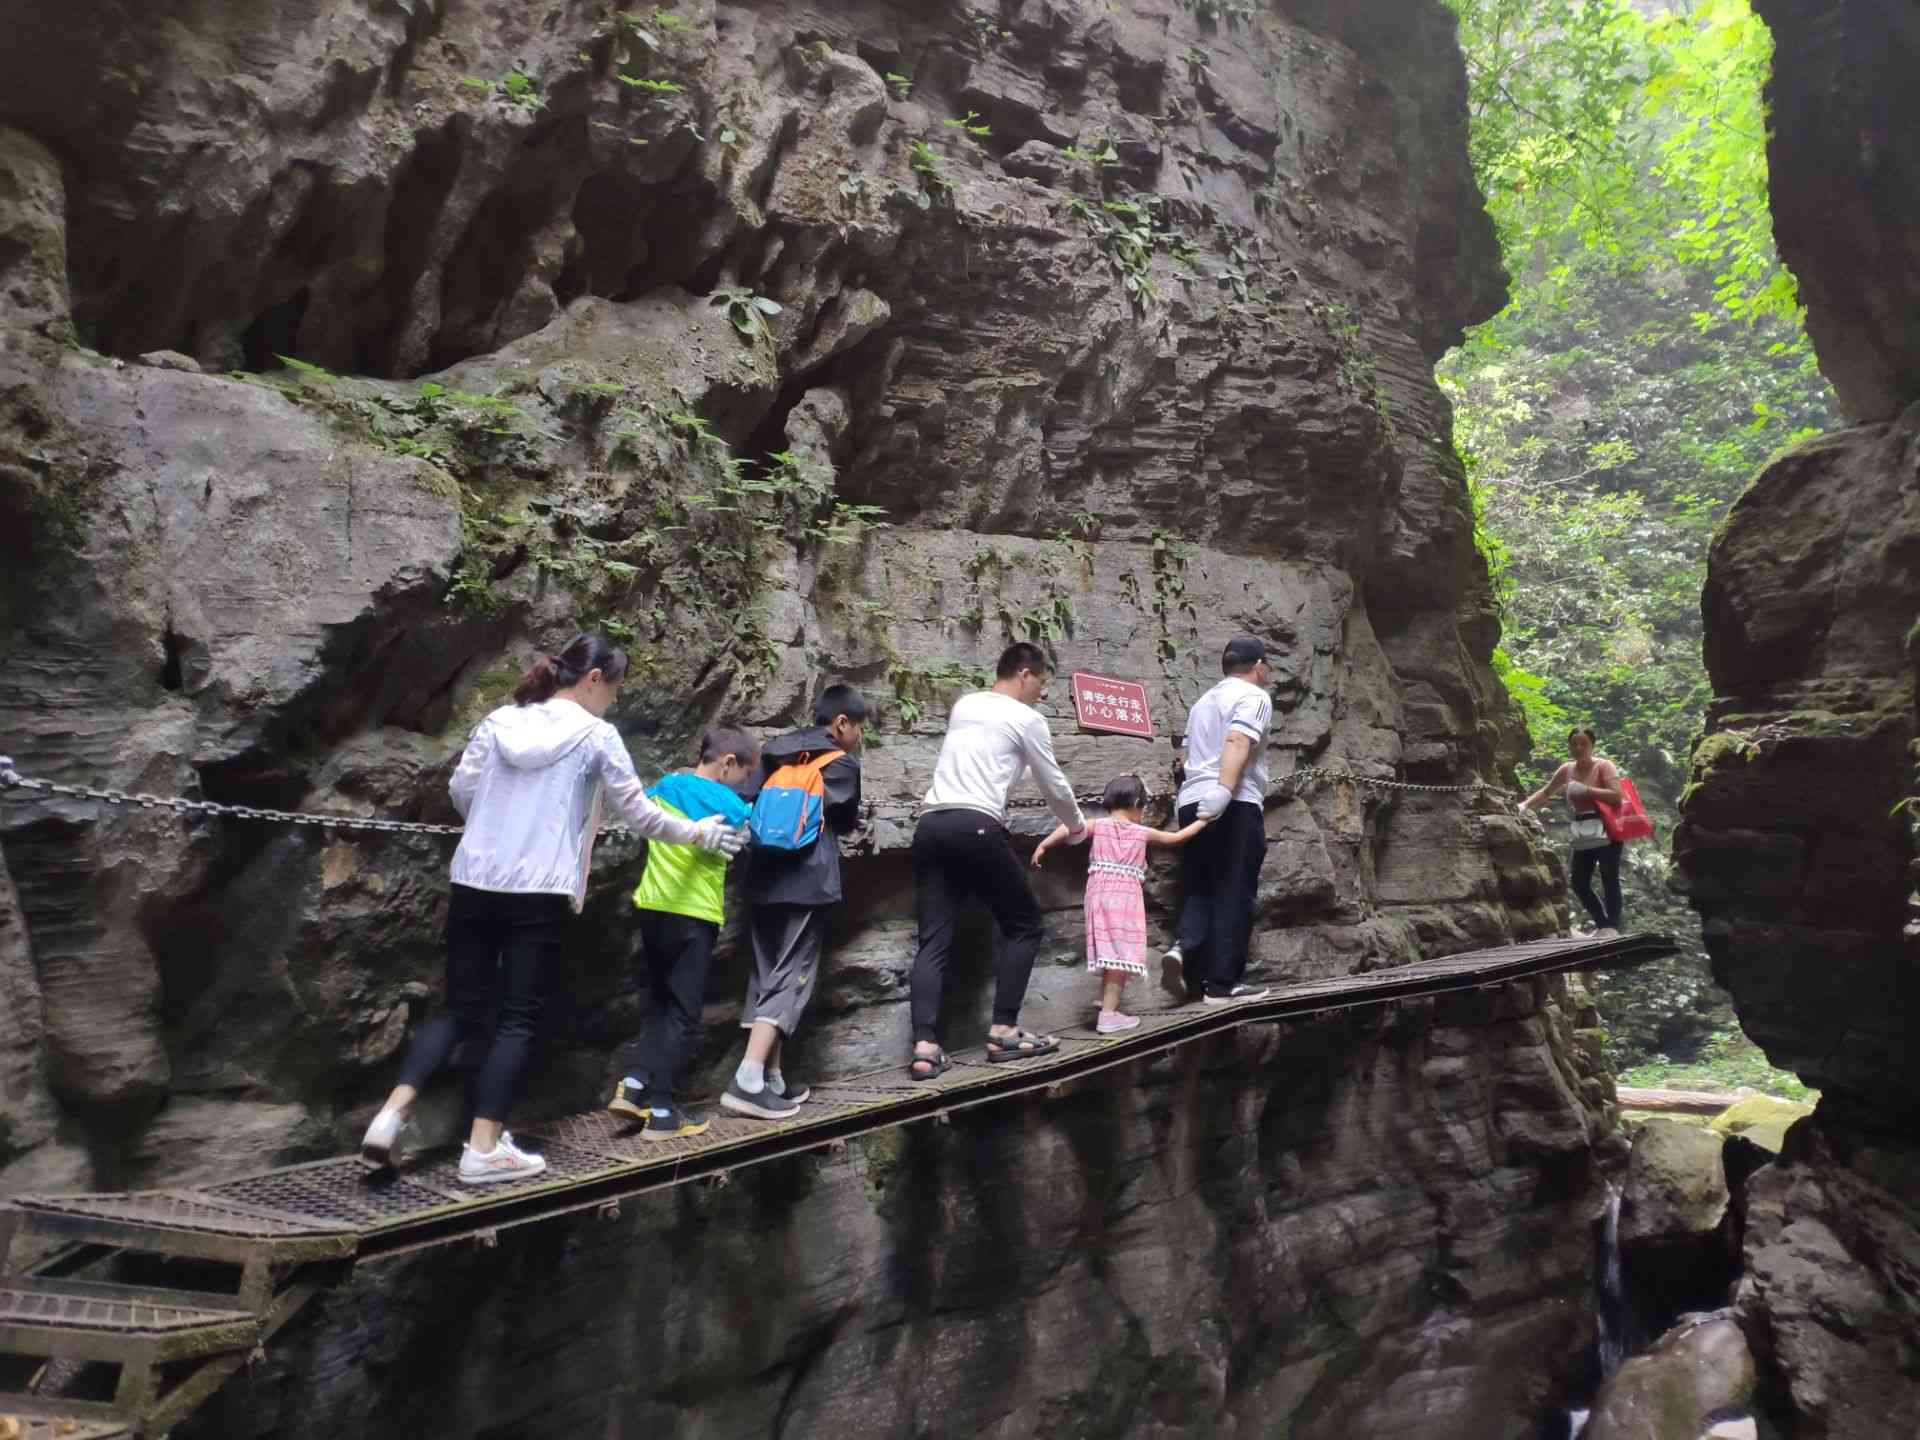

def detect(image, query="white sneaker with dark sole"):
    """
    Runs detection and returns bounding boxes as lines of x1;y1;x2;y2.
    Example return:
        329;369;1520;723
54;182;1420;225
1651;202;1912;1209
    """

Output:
359;1108;408;1171
458;1132;547;1185
1202;985;1271;1005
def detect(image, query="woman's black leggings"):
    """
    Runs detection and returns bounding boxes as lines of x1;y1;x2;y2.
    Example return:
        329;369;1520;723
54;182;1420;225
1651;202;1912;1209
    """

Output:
396;884;568;1122
1570;842;1624;930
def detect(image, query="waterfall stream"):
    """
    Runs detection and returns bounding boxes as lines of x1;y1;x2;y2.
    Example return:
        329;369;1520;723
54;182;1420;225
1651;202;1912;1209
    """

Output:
1567;1185;1628;1440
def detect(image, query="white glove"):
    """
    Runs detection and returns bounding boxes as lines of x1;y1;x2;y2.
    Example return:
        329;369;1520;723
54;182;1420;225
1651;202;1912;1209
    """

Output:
1567;780;1589;801
694;817;749;857
1195;783;1233;820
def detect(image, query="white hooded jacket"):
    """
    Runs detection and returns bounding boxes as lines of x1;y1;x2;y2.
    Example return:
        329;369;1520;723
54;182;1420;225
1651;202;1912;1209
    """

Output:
447;698;704;909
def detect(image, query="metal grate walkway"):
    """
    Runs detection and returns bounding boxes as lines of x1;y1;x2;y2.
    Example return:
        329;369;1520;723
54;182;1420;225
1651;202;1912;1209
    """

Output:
1;930;1674;1435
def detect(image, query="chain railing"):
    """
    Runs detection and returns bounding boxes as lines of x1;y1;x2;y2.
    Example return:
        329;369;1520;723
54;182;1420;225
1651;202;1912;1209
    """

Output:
4;753;1512;838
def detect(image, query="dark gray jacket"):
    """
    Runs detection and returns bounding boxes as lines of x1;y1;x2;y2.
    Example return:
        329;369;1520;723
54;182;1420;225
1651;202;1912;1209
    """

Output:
745;727;862;907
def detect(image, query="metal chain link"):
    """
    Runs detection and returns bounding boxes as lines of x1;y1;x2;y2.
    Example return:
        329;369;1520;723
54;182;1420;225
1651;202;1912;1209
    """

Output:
2;754;1513;839
999;764;1511;810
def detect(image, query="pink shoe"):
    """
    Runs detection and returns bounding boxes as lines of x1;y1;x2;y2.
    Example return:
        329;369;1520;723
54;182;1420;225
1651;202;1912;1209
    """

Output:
1096;1009;1141;1035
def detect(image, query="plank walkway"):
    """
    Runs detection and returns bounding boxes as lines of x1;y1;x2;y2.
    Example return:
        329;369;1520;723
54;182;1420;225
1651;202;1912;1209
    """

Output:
1;930;1673;1436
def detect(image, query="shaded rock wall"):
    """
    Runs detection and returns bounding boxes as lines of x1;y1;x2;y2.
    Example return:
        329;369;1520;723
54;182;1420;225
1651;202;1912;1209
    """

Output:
0;1;1614;1434
1675;1;1920;1433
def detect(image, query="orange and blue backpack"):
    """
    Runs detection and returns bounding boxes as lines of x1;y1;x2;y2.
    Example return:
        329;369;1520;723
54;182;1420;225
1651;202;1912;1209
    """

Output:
748;749;845;852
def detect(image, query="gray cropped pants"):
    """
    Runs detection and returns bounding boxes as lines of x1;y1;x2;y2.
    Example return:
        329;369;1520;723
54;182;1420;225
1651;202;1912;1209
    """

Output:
740;903;828;1035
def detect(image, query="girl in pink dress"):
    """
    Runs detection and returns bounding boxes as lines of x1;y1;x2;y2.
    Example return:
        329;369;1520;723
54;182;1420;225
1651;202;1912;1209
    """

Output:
1032;774;1211;1033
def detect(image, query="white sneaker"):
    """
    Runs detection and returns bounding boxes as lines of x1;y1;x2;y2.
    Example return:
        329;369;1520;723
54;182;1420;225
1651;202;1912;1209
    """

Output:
1202;985;1271;1006
1162;943;1183;965
359;1108;408;1171
1594;927;1621;939
458;1132;547;1185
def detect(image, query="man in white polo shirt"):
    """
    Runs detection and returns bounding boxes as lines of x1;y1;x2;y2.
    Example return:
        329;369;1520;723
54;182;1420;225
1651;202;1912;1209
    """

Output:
908;642;1088;1080
1164;635;1273;1004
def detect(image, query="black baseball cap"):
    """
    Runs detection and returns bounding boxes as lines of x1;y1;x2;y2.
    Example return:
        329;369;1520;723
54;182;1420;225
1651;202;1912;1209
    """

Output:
1222;635;1267;673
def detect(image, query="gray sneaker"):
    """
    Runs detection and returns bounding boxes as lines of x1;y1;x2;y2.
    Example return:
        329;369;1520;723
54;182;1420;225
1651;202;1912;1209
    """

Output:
720;1077;801;1120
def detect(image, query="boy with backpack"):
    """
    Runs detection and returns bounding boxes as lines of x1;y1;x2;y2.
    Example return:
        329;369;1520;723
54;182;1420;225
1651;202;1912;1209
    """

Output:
607;727;758;1139
719;684;868;1120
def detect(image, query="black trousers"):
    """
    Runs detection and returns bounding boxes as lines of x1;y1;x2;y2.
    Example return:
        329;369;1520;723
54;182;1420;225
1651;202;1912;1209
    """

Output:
397;884;568;1123
1174;799;1266;996
634;910;717;1103
910;809;1046;1043
1570;842;1624;930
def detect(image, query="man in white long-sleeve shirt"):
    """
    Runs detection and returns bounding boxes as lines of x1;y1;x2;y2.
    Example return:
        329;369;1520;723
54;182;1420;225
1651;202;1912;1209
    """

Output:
909;642;1087;1078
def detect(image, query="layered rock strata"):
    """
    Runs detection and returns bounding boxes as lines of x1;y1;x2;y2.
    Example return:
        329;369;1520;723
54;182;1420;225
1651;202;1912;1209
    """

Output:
0;0;1614;1433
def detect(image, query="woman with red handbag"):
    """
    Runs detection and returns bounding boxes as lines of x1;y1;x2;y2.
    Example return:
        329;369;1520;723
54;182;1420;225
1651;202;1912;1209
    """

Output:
1519;727;1625;937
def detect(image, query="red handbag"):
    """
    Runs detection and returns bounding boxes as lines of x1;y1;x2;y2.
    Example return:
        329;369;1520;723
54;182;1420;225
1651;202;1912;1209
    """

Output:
1595;776;1654;843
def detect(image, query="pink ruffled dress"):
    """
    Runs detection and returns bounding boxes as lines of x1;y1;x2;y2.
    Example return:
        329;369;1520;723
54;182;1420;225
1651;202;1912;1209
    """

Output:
1083;818;1149;976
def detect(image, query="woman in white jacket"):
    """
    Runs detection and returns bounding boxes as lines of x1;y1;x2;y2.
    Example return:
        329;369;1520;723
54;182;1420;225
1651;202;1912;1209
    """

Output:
360;634;747;1183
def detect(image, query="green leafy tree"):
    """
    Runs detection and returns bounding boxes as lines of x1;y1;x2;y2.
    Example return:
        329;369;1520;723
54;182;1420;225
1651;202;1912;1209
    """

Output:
1443;0;1837;1065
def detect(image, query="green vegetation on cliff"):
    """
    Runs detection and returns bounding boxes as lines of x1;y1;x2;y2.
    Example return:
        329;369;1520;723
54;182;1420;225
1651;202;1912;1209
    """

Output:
1442;0;1836;1065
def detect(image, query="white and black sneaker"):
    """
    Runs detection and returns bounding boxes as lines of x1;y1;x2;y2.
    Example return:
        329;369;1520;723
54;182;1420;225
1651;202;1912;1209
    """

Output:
720;1077;801;1120
1202;984;1271;1006
359;1108;409;1171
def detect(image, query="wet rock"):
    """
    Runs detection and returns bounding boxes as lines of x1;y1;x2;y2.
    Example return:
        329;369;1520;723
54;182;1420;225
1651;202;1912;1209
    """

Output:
1583;1312;1757;1440
1621;1120;1729;1250
1750;0;1920;422
0;126;68;338
1736;1124;1920;1439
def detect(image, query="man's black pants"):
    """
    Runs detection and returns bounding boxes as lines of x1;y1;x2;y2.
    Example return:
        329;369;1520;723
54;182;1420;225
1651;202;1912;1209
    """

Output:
1174;799;1266;996
910;809;1046;1044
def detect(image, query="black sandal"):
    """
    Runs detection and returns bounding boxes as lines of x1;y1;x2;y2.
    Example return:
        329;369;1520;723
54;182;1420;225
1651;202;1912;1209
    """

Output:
985;1028;1058;1063
909;1046;951;1082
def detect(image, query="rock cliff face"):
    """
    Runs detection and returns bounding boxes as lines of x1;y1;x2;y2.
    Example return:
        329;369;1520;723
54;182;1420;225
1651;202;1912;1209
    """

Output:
1675;0;1920;1433
0;1;1610;1434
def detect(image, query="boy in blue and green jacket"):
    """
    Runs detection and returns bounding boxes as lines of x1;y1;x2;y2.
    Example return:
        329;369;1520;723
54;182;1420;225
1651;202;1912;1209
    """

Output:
608;726;757;1140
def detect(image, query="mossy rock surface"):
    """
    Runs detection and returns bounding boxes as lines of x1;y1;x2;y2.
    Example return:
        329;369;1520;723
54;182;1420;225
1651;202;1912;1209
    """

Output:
1708;1095;1813;1154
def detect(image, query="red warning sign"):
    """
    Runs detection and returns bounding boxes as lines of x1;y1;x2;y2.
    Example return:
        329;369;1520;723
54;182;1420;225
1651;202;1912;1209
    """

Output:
1071;672;1154;739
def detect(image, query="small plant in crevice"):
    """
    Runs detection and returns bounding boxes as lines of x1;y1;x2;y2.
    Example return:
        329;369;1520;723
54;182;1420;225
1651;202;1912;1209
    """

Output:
887;658;991;731
837;168;868;216
1063;140;1120;169
1066;194;1173;309
615;6;695;52
1146;527;1198;680
461;69;544;109
1182;0;1257;26
884;71;913;100
907;140;954;208
710;287;784;340
943;110;992;139
966;11;1012;49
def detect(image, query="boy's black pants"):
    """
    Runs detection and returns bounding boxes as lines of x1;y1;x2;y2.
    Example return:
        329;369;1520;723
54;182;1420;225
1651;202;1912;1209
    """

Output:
635;910;717;1102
